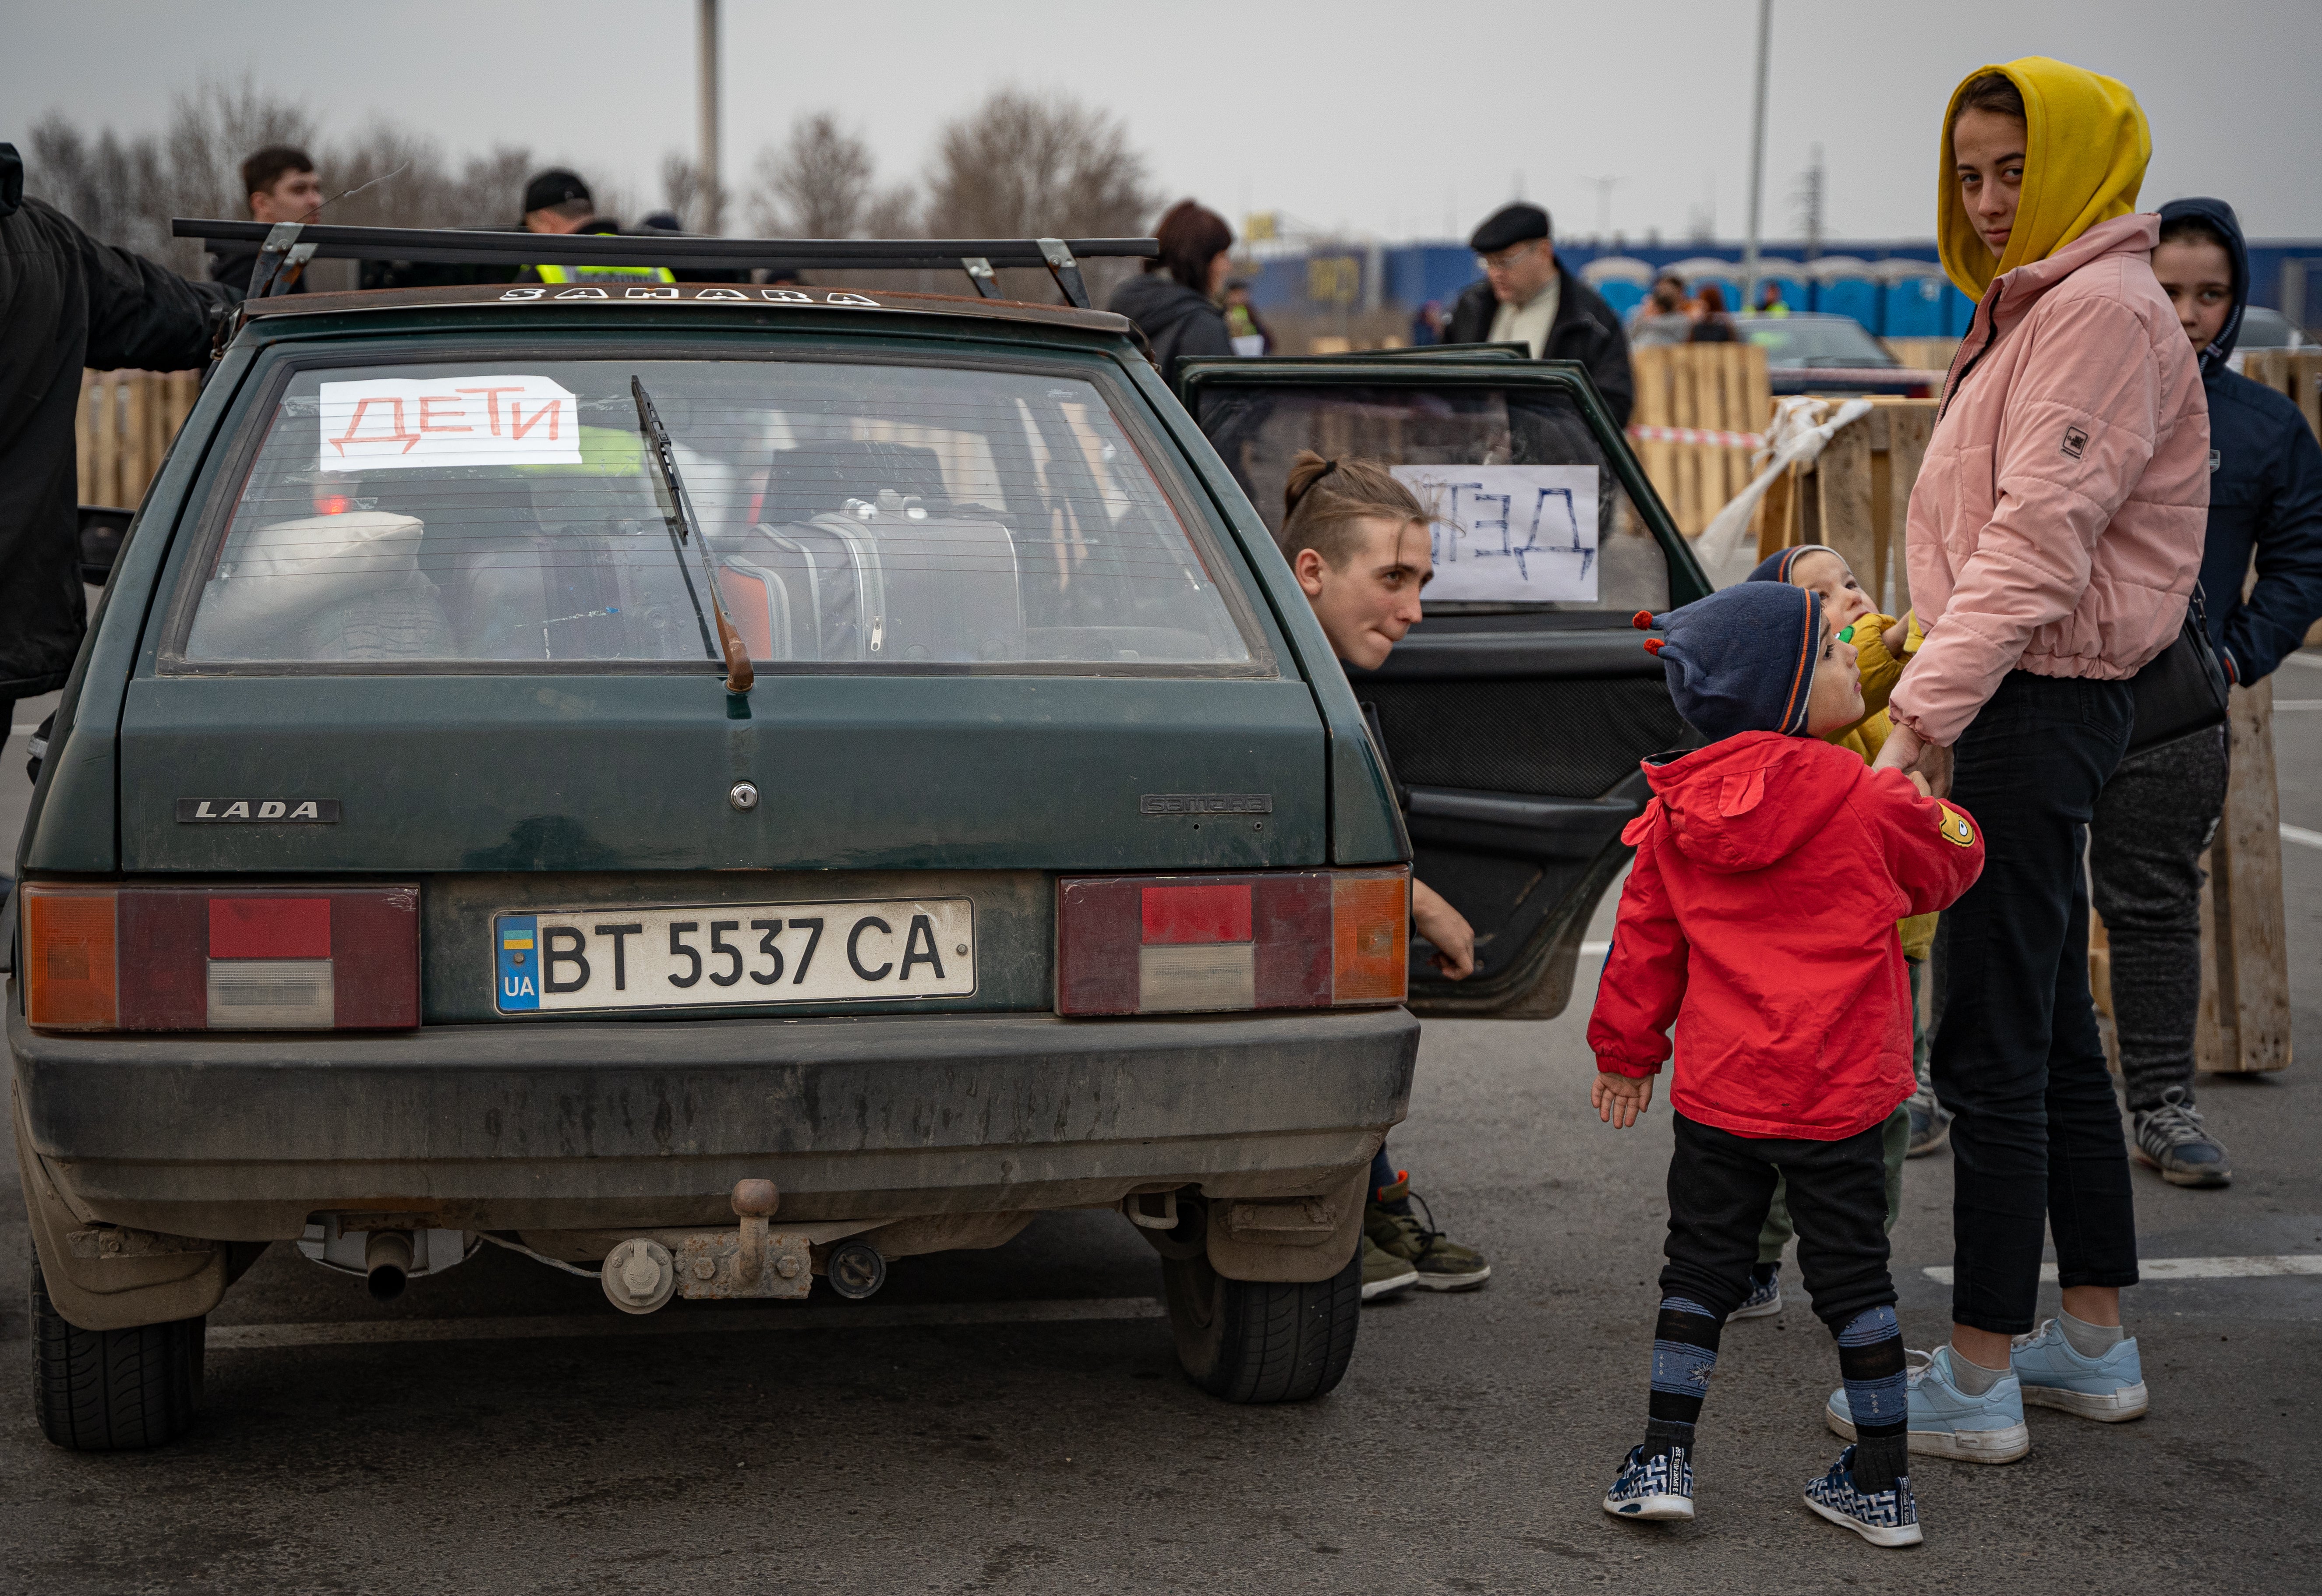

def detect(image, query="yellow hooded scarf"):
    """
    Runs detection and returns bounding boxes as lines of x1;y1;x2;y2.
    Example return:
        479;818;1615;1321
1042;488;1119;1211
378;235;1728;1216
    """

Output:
1937;56;2151;298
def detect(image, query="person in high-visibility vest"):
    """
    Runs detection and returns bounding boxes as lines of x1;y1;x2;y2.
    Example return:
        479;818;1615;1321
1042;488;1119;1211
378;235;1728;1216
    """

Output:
519;168;675;286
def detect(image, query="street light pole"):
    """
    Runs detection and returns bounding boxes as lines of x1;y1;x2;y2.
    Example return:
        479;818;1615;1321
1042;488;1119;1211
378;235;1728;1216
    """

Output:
697;0;722;232
1740;0;1771;313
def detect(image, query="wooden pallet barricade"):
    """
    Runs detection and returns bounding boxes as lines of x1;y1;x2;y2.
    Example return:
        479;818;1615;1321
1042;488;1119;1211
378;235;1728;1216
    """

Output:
1752;396;1935;614
1628;344;1771;536
74;369;201;511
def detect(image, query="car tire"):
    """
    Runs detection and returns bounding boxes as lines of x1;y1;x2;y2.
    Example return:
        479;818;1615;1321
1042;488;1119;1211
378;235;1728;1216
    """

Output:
31;1252;204;1451
299;582;454;661
1162;1246;1360;1403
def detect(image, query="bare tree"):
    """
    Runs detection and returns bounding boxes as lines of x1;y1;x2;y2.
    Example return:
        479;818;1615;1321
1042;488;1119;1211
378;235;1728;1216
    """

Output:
920;89;1157;301
660;152;728;233
749;113;877;238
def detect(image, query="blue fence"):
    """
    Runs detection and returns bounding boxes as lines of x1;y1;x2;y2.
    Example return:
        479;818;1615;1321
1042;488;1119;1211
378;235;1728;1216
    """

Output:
1243;236;2322;341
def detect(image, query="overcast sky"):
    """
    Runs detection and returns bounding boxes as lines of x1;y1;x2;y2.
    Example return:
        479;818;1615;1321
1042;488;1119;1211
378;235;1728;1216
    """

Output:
10;0;2321;244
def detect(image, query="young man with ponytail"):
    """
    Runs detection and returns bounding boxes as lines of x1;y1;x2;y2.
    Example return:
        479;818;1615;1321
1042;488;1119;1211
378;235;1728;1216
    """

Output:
1273;451;1493;1302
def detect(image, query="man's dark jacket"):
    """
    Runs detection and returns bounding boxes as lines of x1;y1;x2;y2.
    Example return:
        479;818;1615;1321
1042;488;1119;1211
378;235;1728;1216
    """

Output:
1108;271;1232;389
2159;197;2322;685
1444;263;1635;428
1;145;225;699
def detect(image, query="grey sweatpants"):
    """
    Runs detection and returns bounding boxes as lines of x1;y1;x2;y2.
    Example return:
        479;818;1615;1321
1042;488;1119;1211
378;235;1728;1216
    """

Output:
2087;726;2230;1113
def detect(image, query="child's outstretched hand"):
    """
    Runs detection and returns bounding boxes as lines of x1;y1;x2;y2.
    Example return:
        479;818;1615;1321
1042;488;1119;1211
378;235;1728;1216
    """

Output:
1592;1070;1654;1129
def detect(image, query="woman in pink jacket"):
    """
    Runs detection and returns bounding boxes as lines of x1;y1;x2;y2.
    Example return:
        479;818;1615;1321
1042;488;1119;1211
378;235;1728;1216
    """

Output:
1856;59;2208;1463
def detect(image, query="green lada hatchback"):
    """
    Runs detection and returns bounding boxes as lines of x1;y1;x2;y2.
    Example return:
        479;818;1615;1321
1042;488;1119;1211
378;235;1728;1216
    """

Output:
9;228;1706;1448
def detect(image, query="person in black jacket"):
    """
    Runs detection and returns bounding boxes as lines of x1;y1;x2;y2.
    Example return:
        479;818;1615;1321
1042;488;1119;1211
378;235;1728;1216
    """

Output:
208;144;322;296
1108;200;1233;388
1443;203;1634;427
0;144;227;763
2088;196;2322;1188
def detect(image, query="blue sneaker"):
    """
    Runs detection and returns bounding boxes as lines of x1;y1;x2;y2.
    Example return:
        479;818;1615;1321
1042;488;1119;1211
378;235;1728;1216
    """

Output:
1802;1445;1923;1548
1602;1444;1694;1521
1825;1346;2029;1464
2011;1319;2149;1422
1731;1263;1782;1321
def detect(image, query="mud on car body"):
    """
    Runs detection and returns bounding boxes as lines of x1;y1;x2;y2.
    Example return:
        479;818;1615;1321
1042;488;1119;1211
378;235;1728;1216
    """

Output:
9;226;1707;1449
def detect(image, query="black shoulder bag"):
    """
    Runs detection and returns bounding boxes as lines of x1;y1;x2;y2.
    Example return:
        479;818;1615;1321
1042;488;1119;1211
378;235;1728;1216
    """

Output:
2126;586;2230;757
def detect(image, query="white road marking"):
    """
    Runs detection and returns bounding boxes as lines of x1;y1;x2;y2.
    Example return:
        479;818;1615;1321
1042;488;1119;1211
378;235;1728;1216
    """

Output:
2274;700;2322;710
1921;1254;2322;1285
2282;651;2322;671
1581;940;1611;957
2282;823;2322;851
207;1295;1166;1352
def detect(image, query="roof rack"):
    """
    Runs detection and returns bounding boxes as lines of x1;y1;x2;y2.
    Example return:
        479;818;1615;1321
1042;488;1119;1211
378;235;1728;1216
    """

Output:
172;219;1158;309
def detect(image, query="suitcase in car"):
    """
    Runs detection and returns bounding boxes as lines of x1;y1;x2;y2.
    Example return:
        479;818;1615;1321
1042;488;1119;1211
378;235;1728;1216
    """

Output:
453;526;722;663
803;495;1023;664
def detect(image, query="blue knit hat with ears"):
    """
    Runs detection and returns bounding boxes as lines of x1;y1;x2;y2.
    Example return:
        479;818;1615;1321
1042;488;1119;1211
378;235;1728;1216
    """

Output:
1634;583;1823;740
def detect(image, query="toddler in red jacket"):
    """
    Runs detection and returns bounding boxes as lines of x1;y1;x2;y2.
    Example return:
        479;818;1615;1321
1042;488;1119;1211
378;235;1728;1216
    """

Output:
1588;581;1985;1549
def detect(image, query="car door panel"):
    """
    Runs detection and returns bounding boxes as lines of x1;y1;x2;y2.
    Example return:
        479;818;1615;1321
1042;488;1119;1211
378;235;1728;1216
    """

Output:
1179;356;1710;1017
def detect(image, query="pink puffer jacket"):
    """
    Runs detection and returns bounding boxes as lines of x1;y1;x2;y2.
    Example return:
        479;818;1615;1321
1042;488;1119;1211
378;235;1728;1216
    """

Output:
1890;213;2209;748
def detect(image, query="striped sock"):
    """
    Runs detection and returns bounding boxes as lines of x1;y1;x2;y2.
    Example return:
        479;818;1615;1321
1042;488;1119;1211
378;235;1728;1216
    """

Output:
1836;1304;1908;1492
1644;1296;1722;1460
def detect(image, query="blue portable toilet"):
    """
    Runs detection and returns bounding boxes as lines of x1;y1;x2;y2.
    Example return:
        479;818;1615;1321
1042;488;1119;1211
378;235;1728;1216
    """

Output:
1806;257;1878;328
1668;256;1742;315
1877;258;1951;338
1582;255;1654;321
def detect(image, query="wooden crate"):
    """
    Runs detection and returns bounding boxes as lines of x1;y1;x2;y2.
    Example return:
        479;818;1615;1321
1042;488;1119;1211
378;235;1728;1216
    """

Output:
1628;344;1770;535
1884;336;1959;373
75;369;201;509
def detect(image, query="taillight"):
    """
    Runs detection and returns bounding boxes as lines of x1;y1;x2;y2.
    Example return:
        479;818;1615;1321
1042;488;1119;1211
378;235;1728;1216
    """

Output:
1055;869;1408;1016
21;884;420;1032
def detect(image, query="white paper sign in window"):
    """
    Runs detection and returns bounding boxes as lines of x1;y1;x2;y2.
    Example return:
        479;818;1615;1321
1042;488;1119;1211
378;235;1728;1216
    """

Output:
315;375;583;471
1392;464;1600;603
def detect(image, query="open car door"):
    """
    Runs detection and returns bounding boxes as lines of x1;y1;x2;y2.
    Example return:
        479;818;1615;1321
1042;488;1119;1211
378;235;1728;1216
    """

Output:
1178;354;1712;1018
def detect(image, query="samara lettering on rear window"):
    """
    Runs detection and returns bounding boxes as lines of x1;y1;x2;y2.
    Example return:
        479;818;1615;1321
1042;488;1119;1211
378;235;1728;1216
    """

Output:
316;375;581;471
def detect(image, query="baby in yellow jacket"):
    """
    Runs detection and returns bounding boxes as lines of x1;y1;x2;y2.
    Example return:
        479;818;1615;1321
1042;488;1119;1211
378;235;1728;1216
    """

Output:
1732;544;1945;1317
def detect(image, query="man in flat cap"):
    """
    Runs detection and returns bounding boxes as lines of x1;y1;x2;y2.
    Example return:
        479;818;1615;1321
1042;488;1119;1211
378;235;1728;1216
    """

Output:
1445;203;1633;427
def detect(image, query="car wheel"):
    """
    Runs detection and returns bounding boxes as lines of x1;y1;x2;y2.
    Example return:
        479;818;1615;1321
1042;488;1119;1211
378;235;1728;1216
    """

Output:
31;1251;204;1451
1161;1246;1360;1403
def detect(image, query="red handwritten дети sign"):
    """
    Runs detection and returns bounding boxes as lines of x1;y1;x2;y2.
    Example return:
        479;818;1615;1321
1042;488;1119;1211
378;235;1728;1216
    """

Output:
316;375;582;470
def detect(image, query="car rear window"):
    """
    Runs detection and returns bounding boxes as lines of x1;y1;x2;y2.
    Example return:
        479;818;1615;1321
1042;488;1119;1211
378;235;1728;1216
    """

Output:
178;359;1257;671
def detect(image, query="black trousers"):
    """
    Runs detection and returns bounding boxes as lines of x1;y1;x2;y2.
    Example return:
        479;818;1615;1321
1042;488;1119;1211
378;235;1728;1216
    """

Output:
1661;1111;1897;1331
2089;726;2230;1112
1933;671;2141;1335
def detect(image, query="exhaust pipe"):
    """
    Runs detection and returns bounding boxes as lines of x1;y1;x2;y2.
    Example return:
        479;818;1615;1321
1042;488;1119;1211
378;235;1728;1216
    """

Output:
365;1230;414;1300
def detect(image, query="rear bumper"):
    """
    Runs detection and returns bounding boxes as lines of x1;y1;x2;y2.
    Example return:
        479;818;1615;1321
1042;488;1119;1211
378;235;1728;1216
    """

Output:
9;999;1417;1240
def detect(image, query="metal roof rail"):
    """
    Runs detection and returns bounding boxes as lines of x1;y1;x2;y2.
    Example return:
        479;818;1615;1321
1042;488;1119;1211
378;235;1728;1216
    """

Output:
171;219;1156;308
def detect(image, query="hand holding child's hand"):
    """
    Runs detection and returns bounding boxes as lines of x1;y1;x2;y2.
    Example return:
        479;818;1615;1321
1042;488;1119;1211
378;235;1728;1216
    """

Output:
1908;770;1932;798
1592;1070;1654;1129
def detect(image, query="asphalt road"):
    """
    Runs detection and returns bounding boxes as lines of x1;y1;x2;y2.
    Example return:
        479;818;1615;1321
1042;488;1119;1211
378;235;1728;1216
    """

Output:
4;667;2318;1594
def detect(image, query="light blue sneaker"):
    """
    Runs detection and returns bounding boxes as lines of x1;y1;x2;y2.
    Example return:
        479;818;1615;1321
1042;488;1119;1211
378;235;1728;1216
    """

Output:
1825;1345;2029;1464
1731;1263;1782;1321
2010;1319;2149;1422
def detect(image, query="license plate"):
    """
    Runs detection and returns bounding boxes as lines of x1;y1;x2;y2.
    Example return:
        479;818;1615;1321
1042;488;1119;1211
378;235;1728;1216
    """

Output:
494;898;975;1013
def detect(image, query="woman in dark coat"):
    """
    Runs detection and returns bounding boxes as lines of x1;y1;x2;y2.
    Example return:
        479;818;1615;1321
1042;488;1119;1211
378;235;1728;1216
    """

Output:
1108;201;1234;386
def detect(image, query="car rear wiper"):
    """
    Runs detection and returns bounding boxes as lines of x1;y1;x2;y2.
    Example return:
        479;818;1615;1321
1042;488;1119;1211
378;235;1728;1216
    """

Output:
630;376;756;719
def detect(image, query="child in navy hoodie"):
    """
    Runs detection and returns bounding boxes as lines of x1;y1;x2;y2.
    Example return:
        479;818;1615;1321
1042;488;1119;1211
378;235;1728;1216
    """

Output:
1587;582;1985;1548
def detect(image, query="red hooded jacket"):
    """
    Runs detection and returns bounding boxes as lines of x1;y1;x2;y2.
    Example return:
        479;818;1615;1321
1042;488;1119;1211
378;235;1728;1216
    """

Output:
1587;732;1986;1141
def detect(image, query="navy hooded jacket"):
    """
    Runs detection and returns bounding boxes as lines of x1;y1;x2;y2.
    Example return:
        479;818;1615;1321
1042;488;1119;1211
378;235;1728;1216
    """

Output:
2158;197;2322;685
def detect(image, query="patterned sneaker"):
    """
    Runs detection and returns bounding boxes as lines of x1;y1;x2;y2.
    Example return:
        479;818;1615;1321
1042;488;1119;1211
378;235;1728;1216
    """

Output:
1732;1262;1782;1320
1802;1446;1922;1548
1360;1235;1418;1302
1602;1444;1694;1521
2011;1319;2149;1421
1826;1346;2029;1463
1905;1091;1952;1158
2131;1088;2231;1187
1366;1178;1491;1291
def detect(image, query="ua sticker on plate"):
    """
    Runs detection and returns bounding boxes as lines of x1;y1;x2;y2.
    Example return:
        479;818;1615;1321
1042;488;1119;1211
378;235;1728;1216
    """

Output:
1937;805;1976;847
316;375;582;471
